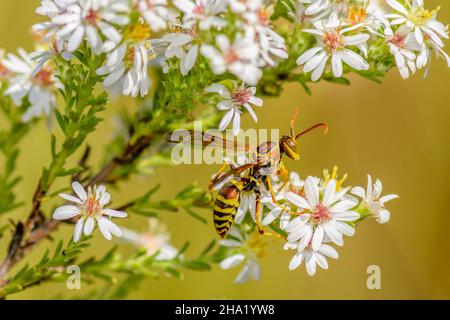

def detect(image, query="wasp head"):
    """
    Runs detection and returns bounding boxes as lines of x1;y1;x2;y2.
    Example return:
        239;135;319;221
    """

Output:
280;136;300;161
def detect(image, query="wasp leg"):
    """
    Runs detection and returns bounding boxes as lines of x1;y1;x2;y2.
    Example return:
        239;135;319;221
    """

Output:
276;161;290;190
266;175;297;216
254;190;274;237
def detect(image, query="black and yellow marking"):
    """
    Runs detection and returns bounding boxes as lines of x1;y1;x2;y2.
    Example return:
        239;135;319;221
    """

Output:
213;179;244;239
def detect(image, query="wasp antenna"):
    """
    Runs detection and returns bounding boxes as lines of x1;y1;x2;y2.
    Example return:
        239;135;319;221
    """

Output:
295;123;328;140
290;107;300;137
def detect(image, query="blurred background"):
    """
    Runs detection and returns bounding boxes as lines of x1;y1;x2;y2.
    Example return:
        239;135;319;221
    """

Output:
0;0;449;300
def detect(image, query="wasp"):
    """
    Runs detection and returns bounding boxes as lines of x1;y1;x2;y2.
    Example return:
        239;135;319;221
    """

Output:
167;108;327;239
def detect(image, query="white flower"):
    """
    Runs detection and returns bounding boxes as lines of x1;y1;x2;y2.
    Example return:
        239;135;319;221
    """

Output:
386;29;419;79
162;25;199;75
299;0;344;21
53;182;127;242
219;227;262;284
2;48;60;122
241;5;288;66
286;241;339;276
120;218;179;260
415;37;450;77
205;81;263;135
34;0;130;53
174;0;227;30
96;22;163;98
136;0;170;32
228;0;262;14
285;177;359;251
296;21;370;81
385;0;449;47
351;175;398;224
201;32;262;85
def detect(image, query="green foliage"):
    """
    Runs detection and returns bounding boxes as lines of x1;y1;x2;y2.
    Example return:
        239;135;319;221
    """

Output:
0;93;32;215
0;236;92;298
40;48;107;193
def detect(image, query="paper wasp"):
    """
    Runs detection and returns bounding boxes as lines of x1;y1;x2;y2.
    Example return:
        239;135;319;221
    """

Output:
167;108;327;239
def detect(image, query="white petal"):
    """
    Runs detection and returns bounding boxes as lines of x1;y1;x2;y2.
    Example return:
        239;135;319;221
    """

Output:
332;211;360;222
220;254;245;269
311;225;324;251
330;199;356;213
58;193;82;204
304;177;319;208
322;179;336;206
289;253;303;270
103;209;128;218
318;244;339;259
84;216;95;235
53;205;80;220
72;181;86;201
296;47;323;65
73;217;84;243
285;192;311;210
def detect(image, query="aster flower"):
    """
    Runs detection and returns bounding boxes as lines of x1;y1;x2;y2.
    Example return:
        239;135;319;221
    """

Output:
285;177;359;251
286;240;339;276
2;48;60;122
296;21;370;81
219;227;263;284
201;31;262;85
136;0;170;32
386;28;419;79
242;5;288;66
415;37;450;77
96;23;162;97
120;218;179;260
385;0;449;47
205;81;263;135
53;182;127;242
351;175;398;224
34;0;131;53
173;0;227;30
299;0;345;21
162;24;199;75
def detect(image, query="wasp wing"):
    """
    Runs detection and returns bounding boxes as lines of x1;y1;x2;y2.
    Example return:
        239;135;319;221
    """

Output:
166;130;255;155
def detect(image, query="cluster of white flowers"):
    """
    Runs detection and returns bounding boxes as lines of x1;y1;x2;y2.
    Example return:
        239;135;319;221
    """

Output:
219;169;398;280
295;0;449;80
0;0;447;131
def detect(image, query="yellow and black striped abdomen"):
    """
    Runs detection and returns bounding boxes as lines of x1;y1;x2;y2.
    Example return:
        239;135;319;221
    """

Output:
213;180;242;239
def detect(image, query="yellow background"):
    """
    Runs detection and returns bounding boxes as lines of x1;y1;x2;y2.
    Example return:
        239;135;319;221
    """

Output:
0;0;449;299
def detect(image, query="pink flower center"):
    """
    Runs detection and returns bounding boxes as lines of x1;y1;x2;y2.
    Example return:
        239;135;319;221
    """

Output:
33;68;54;87
193;4;205;15
224;48;240;65
85;9;99;26
232;88;252;105
83;196;101;216
323;31;345;53
312;203;331;223
390;34;406;48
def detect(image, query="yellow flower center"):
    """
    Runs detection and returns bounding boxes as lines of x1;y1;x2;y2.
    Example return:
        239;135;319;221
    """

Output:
409;6;439;26
127;23;151;42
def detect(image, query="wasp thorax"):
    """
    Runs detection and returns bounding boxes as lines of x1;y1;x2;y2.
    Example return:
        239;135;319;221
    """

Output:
312;204;331;224
323;30;345;53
